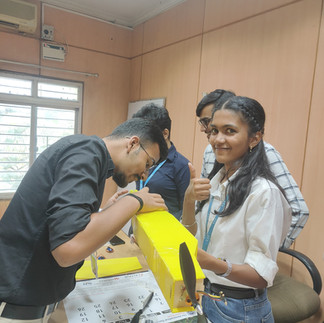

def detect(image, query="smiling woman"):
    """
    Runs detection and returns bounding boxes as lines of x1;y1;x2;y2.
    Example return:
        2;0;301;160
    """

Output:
181;96;291;323
209;108;262;179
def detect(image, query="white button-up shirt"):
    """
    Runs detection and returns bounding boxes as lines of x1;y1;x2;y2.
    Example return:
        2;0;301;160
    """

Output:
196;167;292;288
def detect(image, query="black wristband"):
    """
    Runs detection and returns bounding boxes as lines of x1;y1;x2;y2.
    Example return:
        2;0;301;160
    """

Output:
126;193;143;212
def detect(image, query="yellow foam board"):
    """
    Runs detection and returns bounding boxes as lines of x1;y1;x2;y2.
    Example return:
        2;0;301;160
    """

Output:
132;211;205;313
76;257;142;281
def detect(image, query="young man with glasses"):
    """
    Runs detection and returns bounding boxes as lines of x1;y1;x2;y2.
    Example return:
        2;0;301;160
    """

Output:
195;89;309;248
0;118;168;322
139;142;157;172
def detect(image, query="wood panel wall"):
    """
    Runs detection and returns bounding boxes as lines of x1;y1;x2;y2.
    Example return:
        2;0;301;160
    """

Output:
0;1;132;204
130;0;324;320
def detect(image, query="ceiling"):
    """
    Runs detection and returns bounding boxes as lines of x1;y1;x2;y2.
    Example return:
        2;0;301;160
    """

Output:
41;0;187;29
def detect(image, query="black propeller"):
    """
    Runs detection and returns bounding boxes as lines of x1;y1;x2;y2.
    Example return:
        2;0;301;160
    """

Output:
179;242;208;323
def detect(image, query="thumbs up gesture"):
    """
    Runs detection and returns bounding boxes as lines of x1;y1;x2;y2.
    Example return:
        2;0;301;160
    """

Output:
185;162;211;202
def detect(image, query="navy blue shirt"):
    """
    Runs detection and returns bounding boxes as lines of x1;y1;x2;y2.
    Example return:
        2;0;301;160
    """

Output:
0;135;114;305
136;143;190;220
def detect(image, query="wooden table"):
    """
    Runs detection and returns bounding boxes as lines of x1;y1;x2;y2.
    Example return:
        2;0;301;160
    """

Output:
49;231;149;322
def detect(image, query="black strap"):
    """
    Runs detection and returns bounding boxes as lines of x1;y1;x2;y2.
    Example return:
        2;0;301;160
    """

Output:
205;279;265;299
126;193;144;212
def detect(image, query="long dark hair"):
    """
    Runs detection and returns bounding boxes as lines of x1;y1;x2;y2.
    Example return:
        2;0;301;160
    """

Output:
197;96;286;216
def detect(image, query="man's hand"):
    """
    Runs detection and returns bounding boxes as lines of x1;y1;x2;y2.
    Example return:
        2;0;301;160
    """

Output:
134;187;167;213
185;163;211;202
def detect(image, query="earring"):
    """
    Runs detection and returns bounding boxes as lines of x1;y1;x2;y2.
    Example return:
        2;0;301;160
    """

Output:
249;146;253;153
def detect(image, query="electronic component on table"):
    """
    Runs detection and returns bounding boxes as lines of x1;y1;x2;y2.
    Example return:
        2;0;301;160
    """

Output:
109;235;125;246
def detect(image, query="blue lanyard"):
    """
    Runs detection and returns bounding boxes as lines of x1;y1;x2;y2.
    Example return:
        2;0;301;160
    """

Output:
139;160;166;189
202;196;228;251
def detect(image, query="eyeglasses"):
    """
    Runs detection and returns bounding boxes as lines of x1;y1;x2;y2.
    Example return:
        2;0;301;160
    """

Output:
198;117;212;129
139;142;157;171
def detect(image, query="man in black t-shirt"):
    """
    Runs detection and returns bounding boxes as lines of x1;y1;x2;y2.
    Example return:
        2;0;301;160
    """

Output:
0;118;168;322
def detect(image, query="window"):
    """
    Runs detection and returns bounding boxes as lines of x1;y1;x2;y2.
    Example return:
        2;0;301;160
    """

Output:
0;72;82;198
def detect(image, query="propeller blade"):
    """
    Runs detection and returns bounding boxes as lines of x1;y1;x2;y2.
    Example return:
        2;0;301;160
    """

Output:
179;242;198;307
179;242;208;323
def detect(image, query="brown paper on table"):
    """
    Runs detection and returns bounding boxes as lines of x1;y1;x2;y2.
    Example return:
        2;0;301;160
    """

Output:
76;257;142;280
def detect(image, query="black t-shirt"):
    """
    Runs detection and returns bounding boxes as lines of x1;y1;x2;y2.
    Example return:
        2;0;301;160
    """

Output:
0;135;114;305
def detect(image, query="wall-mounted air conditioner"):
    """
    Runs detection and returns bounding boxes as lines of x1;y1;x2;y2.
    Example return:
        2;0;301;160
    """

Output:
0;0;37;34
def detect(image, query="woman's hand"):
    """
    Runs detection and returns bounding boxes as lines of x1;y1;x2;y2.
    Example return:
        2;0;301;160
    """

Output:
197;248;218;270
185;163;211;202
197;248;267;289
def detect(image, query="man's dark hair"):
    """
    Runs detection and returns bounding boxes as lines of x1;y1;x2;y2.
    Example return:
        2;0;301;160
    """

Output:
132;103;171;138
108;118;168;162
196;89;236;117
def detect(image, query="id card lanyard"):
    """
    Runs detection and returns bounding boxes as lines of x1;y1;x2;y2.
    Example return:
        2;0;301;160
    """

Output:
202;195;228;251
139;160;166;189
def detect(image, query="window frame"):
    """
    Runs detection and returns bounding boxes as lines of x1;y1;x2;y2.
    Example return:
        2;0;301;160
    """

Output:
0;71;83;199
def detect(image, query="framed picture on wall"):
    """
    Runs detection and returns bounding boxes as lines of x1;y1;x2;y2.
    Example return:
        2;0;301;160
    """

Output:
127;98;165;119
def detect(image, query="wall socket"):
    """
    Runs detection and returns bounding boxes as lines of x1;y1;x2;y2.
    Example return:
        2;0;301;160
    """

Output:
42;25;54;41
